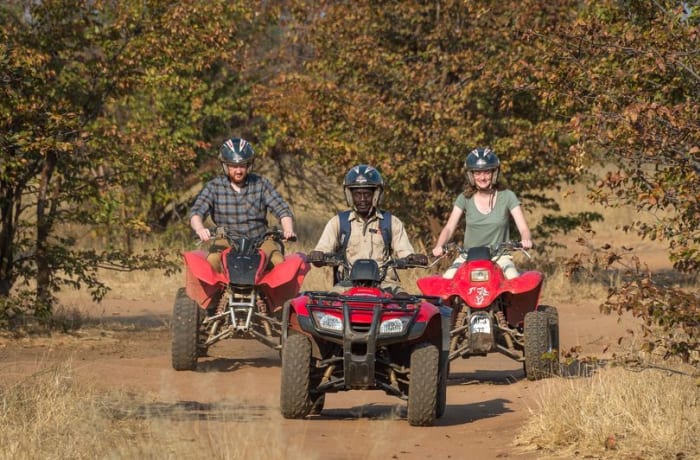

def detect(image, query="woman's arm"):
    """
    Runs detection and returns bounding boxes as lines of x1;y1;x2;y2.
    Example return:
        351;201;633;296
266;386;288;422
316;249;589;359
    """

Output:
432;206;464;256
510;205;532;249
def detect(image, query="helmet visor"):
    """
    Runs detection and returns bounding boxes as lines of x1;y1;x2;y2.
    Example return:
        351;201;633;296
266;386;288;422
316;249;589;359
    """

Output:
223;160;251;167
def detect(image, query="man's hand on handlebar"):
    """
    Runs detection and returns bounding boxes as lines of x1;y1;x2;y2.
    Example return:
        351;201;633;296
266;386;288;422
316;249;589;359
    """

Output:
195;228;212;242
405;253;429;266
307;250;325;267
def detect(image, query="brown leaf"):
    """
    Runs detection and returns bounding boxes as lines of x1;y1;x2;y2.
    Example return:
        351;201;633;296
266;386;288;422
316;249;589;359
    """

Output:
604;434;617;450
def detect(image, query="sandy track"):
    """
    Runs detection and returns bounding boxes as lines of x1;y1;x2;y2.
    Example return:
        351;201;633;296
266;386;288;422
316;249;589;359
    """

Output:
0;290;638;460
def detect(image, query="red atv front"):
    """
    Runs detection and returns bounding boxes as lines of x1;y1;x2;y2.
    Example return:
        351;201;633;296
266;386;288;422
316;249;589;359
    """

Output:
417;242;559;380
171;229;310;371
280;255;451;426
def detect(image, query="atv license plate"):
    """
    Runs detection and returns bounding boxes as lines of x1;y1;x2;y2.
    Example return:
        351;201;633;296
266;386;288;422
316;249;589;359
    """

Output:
470;316;491;334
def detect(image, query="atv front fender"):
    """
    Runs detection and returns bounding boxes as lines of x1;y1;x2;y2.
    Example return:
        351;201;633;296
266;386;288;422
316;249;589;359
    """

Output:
183;250;228;286
183;250;228;308
416;275;454;300
259;253;310;289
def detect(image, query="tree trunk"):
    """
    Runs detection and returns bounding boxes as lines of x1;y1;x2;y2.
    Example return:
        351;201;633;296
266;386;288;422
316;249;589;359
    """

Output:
35;151;59;315
0;183;22;298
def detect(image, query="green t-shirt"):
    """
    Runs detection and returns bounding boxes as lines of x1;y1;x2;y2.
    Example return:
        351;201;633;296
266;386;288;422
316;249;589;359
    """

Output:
454;189;520;250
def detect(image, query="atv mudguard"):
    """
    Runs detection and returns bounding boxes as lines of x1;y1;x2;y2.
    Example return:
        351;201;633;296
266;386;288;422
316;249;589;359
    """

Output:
259;253;311;310
183;250;228;308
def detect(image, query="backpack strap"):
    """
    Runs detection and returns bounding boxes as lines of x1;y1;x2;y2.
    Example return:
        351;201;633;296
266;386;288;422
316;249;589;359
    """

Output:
379;210;392;256
335;210;352;285
338;210;352;256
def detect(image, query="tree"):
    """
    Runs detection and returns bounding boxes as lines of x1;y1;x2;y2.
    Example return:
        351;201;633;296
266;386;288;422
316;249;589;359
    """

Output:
0;0;277;318
532;0;699;362
253;0;698;362
255;0;586;243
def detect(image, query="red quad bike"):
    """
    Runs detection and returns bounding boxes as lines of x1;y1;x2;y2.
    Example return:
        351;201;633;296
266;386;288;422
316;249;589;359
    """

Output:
280;255;451;426
416;242;559;381
171;228;310;371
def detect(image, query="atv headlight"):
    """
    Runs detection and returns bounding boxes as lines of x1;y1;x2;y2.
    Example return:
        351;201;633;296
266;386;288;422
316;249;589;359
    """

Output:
312;311;343;332
470;269;490;282
379;317;411;335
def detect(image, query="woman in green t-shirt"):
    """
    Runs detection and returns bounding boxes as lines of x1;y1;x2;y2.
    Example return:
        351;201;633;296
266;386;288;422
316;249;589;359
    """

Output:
431;148;533;279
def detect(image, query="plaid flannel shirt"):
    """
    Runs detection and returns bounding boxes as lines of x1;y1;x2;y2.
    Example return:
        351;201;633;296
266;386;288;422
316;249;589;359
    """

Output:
189;174;293;239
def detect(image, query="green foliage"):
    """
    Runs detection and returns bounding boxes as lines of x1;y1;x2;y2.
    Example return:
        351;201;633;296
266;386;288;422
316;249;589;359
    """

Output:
533;0;699;364
0;0;276;314
537;212;605;237
602;275;699;365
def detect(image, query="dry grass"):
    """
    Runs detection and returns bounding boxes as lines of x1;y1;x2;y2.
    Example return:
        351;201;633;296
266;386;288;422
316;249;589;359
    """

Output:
513;182;699;459
515;365;700;459
0;361;312;460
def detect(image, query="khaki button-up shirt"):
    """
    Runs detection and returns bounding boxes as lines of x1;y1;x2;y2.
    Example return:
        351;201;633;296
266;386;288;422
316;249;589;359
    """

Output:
313;210;415;265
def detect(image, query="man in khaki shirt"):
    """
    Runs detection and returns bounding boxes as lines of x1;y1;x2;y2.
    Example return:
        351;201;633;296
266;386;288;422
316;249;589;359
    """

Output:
307;164;427;291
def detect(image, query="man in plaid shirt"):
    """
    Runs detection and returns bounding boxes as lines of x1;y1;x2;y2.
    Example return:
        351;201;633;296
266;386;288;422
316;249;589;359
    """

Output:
189;137;296;271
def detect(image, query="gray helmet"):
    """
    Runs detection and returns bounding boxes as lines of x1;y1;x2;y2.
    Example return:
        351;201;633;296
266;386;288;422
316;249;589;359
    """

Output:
465;147;500;187
219;137;255;174
343;164;384;209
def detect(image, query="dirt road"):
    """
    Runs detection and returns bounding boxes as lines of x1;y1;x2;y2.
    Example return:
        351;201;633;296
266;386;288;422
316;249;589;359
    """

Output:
1;291;634;460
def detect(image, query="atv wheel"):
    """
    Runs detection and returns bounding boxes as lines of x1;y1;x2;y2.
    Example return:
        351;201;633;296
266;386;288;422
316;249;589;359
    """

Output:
523;309;558;380
280;333;313;419
538;305;560;354
407;342;439;426
436;359;449;419
171;288;201;371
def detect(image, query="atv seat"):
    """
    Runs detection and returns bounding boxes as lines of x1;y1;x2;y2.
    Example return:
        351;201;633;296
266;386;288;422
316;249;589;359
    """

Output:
349;259;381;285
466;246;491;261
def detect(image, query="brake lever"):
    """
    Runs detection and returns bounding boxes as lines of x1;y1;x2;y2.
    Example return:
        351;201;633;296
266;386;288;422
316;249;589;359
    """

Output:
518;246;532;260
425;253;449;269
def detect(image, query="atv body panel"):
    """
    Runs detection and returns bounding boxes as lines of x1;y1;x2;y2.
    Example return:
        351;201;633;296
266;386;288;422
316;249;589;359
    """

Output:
416;243;558;380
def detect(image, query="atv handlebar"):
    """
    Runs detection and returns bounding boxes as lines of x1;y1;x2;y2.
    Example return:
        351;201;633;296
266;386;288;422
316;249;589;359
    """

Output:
205;227;297;243
436;240;533;261
311;252;346;267
196;227;297;258
494;241;533;259
393;256;429;269
309;253;428;270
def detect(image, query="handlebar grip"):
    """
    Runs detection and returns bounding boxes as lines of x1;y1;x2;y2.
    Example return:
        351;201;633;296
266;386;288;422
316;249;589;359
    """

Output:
394;258;408;269
513;241;535;250
443;242;458;252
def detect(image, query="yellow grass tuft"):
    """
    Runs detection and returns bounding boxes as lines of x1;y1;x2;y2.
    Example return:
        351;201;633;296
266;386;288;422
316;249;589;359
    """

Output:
515;366;700;459
0;361;314;460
